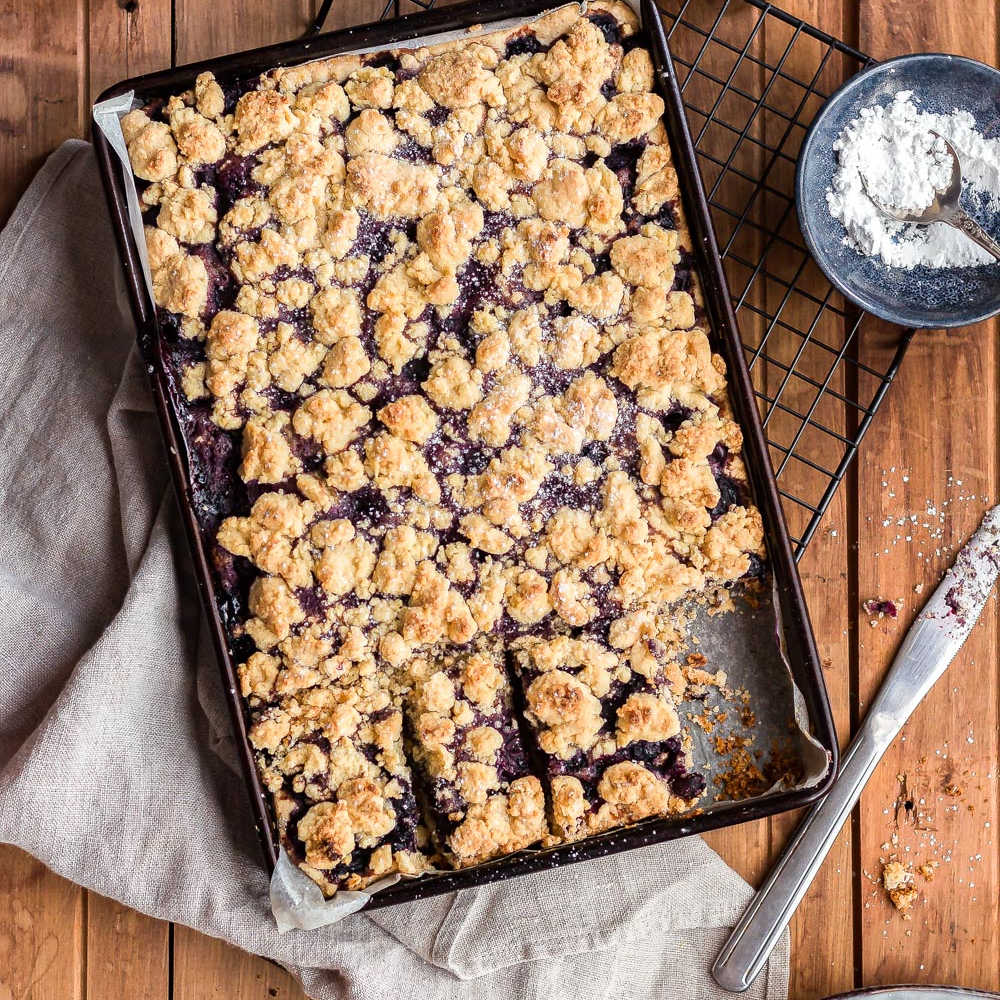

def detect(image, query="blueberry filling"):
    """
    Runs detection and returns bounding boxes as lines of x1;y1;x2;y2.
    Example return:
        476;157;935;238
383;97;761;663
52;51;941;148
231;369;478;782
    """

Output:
426;105;450;127
215;153;265;214
504;31;546;58
132;2;771;889
368;51;401;73
655;201;677;230
586;11;623;45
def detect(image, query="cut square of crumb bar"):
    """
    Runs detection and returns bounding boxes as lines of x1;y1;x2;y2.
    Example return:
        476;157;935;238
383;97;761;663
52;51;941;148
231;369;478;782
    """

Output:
124;0;766;895
511;625;706;842
404;642;547;866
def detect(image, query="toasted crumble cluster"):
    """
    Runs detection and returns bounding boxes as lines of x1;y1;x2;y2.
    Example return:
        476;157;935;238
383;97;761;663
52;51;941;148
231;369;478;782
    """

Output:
127;0;766;896
512;623;701;841
882;860;919;914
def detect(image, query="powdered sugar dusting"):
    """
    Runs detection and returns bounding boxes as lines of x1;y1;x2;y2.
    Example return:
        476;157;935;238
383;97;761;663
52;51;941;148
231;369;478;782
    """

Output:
826;91;1000;269
863;468;993;568
940;504;1000;626
857;123;952;216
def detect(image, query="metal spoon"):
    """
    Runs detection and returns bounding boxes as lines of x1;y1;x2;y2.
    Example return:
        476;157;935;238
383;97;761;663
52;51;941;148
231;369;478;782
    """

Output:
863;133;1000;262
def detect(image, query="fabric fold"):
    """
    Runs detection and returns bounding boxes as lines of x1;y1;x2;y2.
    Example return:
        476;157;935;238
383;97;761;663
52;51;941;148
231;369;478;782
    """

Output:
0;140;789;1000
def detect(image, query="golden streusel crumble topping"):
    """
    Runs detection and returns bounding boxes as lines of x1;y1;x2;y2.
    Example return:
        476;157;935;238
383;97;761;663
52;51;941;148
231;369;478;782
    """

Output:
126;0;765;896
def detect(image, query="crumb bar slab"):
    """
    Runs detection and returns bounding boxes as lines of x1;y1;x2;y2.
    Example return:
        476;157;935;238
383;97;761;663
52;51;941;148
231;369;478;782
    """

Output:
511;626;705;841
405;642;547;866
125;0;766;895
240;658;427;890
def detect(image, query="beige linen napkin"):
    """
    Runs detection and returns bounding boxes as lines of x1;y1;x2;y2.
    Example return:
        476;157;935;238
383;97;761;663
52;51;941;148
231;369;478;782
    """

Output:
0;140;790;1000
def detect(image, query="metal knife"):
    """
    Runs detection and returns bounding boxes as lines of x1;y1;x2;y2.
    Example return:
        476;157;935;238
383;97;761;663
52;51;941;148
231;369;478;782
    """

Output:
712;504;1000;993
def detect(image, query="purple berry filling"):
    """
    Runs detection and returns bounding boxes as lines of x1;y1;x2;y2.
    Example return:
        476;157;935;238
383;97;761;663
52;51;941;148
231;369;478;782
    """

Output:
131;8;770;880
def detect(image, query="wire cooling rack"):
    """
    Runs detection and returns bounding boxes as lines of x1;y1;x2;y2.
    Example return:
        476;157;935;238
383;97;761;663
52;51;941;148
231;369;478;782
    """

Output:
654;0;913;557
308;0;914;558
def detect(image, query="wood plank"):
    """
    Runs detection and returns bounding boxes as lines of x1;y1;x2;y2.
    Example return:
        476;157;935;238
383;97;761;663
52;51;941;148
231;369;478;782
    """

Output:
857;1;1000;990
755;1;857;995
0;0;85;224
0;3;88;995
8;2;999;998
665;19;855;992
0;847;84;1000
854;321;1000;989
635;17;854;996
85;898;171;1000
172;924;304;1000
88;0;173;104
174;0;313;62
671;0;775;888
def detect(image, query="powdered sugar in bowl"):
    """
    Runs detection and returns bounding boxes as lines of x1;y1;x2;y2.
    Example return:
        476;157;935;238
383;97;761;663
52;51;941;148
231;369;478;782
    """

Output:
796;53;1000;328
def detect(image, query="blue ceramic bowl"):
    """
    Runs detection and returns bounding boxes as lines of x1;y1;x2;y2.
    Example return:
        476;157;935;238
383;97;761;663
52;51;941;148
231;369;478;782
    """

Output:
796;53;1000;329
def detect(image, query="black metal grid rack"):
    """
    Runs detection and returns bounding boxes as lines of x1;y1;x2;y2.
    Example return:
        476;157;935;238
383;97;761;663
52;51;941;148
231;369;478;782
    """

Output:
654;0;913;557
308;0;913;558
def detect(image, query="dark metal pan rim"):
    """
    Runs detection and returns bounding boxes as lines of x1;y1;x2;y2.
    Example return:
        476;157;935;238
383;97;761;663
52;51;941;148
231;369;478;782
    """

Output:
92;0;838;911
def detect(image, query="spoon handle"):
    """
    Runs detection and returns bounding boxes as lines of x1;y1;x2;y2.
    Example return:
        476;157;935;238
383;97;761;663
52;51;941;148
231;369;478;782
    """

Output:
946;210;1000;262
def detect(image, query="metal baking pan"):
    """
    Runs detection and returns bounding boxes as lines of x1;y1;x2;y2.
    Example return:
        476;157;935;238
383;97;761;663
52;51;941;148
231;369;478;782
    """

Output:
92;0;838;909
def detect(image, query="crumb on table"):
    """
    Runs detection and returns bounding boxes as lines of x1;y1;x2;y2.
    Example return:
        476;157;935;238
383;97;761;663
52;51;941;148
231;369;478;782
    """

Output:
863;597;902;625
882;860;919;914
917;860;939;881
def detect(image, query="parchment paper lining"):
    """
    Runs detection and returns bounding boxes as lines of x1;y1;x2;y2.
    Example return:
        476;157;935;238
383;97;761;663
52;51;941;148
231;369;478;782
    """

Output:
93;0;829;929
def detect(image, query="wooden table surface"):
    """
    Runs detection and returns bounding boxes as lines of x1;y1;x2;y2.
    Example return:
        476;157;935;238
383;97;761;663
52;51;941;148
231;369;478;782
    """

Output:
1;0;997;996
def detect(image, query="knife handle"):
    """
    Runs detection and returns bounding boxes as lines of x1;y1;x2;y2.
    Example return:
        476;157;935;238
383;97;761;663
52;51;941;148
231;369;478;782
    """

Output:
711;719;897;992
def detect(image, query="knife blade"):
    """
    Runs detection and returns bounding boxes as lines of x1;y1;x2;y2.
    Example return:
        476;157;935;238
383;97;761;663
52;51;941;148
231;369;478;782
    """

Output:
712;504;1000;993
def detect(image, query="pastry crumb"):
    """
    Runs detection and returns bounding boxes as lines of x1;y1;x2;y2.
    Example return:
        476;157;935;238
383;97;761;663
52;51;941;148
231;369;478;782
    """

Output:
882;861;919;914
863;597;902;621
917;860;939;881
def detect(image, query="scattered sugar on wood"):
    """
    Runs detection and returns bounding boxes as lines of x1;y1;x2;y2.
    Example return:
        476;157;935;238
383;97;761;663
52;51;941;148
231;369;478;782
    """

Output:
873;750;993;922
870;467;992;567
